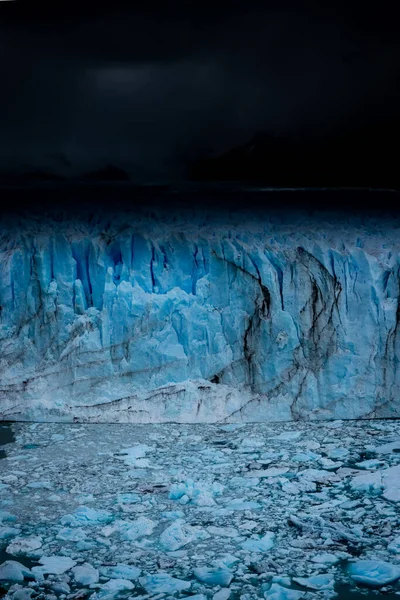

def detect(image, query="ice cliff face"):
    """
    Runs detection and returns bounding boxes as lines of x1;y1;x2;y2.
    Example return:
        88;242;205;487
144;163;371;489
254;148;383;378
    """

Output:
0;210;399;422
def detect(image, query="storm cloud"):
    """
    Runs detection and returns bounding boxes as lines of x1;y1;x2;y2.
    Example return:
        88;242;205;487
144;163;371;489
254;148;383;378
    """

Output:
1;0;399;178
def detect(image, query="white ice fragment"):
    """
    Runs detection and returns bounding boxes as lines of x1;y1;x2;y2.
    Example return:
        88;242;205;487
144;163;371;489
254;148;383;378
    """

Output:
388;536;400;554
355;459;385;470
213;589;231;600
116;493;141;504
32;556;76;576
214;554;240;569
382;465;400;502
56;527;87;542
327;447;349;459
264;583;305;600
241;532;275;553
168;479;223;506
72;563;99;585
0;561;31;582
224;499;261;510
247;467;288;478
0;527;20;540
61;505;113;527
371;440;400;454
193;567;233;587
99;564;141;580
293;574;334;590
160;519;210;551
348;560;400;587
94;578;134;599
273;431;303;441
119;516;155;541
26;481;53;489
12;589;34;600
311;553;340;565
351;464;400;501
6;536;42;556
207;526;239;538
139;572;191;594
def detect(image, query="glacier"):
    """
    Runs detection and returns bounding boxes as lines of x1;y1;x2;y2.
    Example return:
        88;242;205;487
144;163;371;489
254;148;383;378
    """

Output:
0;208;399;422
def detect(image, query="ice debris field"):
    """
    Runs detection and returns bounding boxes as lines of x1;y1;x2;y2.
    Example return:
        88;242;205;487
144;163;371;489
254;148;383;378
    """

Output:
1;210;400;422
0;419;400;599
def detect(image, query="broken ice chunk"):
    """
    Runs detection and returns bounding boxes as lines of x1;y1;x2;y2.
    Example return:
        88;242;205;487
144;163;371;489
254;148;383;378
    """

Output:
6;536;42;556
213;589;231;600
160;519;210;551
311;553;340;565
119;516;155;541
72;563;99;585
32;556;76;576
94;578;134;599
61;505;113;527
193;567;233;587
246;467;288;478
116;493;141;504
272;431;303;441
207;526;239;538
0;560;31;582
264;583;305;599
168;479;223;506
224;499;261;510
348;560;400;587
350;471;383;495
139;572;191;594
56;527;87;542
241;532;275;553
388;536;400;554
370;440;400;454
293;574;334;590
99;564;141;580
0;527;20;540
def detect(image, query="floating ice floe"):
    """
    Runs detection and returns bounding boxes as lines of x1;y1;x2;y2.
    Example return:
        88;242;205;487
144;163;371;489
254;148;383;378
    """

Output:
56;527;87;542
99;563;141;580
193;566;233;587
61;505;113;527
264;583;305;600
388;536;400;554
293;574;334;590
139;572;191;594
72;563;99;585
370;440;400;454
160;519;210;551
246;467;288;478
31;556;76;576
169;479;224;506
6;536;42;556
119;516;156;541
224;499;261;510
213;589;231;600
241;532;275;553
0;526;20;540
348;559;400;587
0;561;32;582
93;578;134;599
311;553;340;565
351;464;400;501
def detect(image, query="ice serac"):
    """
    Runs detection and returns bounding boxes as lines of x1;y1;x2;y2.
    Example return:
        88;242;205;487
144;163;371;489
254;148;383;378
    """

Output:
0;210;399;422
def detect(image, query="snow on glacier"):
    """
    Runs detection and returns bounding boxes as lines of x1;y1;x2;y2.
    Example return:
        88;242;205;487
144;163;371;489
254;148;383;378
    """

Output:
1;210;400;422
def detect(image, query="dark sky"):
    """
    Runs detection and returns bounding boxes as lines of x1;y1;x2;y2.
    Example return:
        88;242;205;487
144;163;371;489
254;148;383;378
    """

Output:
1;0;400;181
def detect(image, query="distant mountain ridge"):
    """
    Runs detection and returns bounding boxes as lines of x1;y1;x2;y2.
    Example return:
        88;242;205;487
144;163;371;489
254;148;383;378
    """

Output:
189;119;400;188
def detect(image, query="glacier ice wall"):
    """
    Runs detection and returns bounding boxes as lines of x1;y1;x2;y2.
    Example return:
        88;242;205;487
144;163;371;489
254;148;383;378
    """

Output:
0;209;399;422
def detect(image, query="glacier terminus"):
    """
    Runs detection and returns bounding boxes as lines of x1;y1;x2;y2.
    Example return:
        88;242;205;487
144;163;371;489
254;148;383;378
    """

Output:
0;206;399;423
